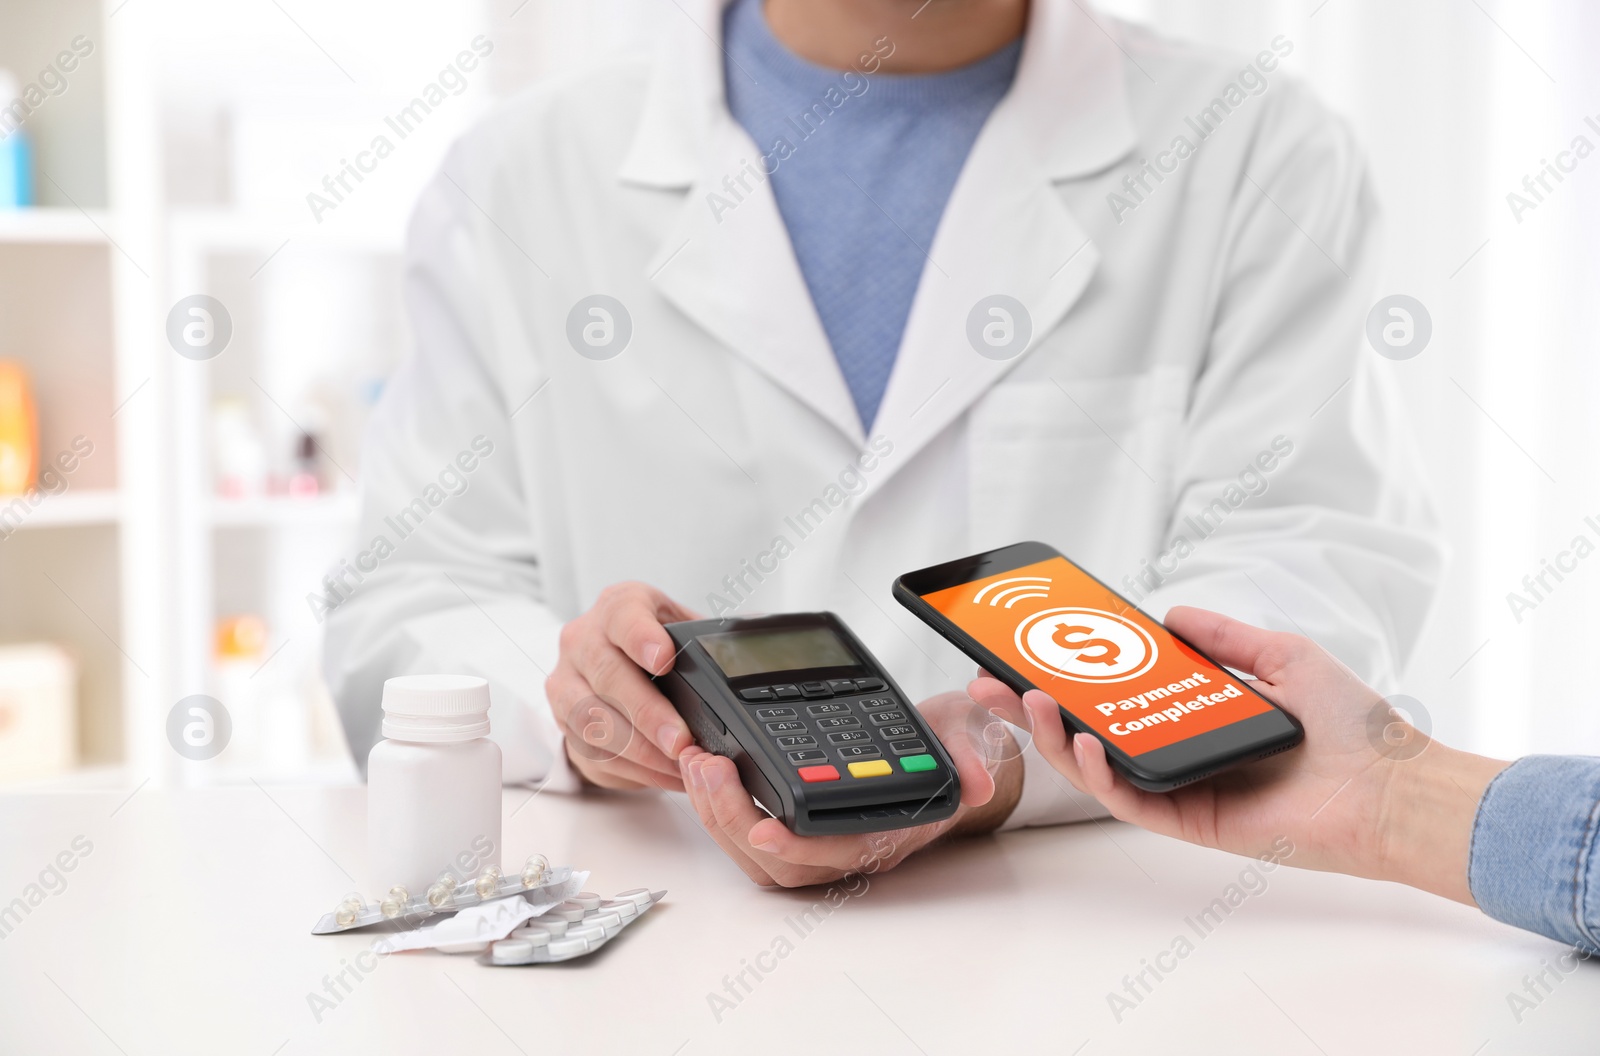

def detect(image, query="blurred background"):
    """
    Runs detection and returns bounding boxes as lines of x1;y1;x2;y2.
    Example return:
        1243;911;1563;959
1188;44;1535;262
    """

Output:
0;0;1594;790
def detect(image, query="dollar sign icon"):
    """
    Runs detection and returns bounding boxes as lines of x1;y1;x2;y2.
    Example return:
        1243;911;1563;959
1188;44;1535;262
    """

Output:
1052;624;1122;666
1018;607;1156;683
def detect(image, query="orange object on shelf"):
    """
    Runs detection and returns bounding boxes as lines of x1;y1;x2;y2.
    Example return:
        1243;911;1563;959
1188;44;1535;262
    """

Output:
215;614;268;660
0;361;38;495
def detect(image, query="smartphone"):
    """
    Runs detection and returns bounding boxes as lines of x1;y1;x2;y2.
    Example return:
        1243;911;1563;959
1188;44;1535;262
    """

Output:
893;541;1303;792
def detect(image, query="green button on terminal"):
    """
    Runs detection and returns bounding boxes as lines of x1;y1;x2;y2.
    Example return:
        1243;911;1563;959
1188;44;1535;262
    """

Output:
899;754;937;773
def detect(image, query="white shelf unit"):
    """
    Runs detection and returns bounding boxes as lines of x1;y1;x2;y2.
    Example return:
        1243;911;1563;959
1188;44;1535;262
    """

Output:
0;206;113;244
0;0;170;781
3;488;122;529
7;0;513;787
168;210;402;785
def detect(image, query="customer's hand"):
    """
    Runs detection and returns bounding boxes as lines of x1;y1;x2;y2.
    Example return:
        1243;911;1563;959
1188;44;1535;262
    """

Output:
970;606;1508;904
677;691;1024;888
546;582;698;791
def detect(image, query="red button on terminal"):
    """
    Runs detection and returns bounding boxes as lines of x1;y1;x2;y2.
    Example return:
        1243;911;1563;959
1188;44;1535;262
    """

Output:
798;765;840;783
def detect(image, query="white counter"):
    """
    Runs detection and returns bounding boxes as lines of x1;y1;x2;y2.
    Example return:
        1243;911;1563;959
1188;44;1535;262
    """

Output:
1;785;1595;1054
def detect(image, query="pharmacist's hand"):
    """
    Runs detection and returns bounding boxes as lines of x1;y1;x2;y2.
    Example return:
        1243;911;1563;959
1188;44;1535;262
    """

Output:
547;582;698;792
677;691;1024;888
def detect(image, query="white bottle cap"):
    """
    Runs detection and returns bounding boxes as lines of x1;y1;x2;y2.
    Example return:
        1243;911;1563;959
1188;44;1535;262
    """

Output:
381;674;491;742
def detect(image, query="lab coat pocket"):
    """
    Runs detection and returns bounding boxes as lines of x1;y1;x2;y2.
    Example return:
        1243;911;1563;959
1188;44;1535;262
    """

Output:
966;370;1186;564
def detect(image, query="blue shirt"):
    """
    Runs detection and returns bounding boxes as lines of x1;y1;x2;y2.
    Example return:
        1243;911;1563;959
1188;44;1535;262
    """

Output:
722;0;1020;430
1470;755;1600;953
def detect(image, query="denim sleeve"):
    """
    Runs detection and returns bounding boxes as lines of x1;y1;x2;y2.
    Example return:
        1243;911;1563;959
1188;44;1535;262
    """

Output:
1468;755;1600;953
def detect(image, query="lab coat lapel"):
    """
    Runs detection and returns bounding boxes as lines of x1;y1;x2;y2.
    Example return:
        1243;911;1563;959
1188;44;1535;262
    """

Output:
620;0;865;448
648;120;866;448
860;117;1100;500
860;0;1138;499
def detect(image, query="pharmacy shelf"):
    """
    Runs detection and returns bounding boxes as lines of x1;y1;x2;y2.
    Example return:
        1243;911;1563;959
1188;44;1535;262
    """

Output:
0;207;113;245
209;493;360;528
169;208;404;257
0;762;132;792
1;488;122;528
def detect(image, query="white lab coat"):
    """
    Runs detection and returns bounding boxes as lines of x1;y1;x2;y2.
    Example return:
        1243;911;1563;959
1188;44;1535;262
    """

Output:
323;1;1440;829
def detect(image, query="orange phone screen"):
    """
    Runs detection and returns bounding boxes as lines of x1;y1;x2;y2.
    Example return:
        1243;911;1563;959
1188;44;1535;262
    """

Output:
920;556;1270;756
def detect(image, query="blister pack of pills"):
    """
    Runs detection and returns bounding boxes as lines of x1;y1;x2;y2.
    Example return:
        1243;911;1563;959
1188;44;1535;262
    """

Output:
312;855;576;934
477;888;666;965
384;886;588;953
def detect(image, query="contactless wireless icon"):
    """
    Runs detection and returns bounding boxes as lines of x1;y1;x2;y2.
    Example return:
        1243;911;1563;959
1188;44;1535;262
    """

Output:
973;576;1052;608
1014;607;1158;683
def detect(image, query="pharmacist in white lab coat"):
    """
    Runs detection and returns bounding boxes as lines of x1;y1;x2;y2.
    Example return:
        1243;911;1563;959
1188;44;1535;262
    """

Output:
324;0;1440;887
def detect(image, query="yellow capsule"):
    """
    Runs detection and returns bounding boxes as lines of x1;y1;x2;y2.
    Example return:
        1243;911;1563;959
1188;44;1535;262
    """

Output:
520;853;550;888
334;895;363;927
475;864;502;899
427;874;457;908
379;884;409;918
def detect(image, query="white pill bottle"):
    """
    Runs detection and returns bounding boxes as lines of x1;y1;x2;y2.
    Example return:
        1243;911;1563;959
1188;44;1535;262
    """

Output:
368;674;502;894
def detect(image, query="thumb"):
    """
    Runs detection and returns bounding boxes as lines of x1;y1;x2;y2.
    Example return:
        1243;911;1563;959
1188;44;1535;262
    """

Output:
949;697;1021;808
1164;606;1286;680
948;730;998;809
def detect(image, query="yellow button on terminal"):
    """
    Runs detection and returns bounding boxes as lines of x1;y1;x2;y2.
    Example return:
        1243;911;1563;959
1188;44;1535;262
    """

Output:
847;759;893;779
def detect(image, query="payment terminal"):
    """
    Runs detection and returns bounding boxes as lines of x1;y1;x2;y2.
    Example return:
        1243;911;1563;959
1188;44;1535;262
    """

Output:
655;613;960;836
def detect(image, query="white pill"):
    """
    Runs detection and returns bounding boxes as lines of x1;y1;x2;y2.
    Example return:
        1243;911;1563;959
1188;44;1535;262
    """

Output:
532;916;568;936
616;888;653;909
601;900;638;920
587;911;622;928
568;923;605;941
436;941;490;955
551;902;587;921
510;926;552;946
548;937;587;956
572;892;602;910
492;939;533;963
